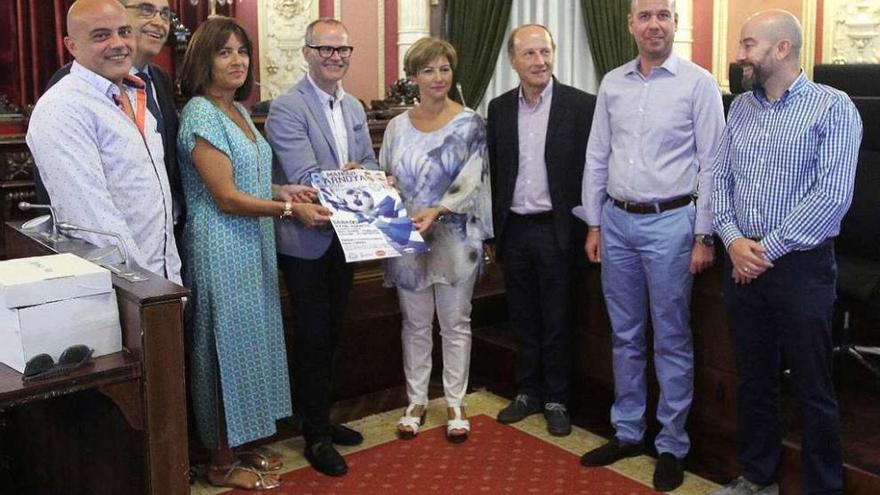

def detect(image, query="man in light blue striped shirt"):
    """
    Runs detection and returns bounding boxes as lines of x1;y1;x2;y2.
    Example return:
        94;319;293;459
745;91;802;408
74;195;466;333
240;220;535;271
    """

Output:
711;10;861;495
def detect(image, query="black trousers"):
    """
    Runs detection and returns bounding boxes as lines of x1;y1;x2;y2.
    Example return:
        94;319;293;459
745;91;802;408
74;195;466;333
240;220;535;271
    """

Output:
724;241;842;494
278;237;353;444
500;213;572;404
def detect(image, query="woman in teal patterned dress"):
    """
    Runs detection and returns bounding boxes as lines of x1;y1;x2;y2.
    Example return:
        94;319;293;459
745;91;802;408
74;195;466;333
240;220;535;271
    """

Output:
177;17;331;491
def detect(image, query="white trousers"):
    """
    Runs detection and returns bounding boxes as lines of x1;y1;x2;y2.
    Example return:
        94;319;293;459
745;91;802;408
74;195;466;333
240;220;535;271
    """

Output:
397;271;477;408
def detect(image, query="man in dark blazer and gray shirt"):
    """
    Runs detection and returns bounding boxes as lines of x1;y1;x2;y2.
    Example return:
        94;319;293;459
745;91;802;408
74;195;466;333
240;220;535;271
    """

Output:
488;23;595;437
42;0;183;228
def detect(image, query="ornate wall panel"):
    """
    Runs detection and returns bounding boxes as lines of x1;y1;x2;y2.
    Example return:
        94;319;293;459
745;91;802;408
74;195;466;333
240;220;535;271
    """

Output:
823;0;880;63
257;0;320;101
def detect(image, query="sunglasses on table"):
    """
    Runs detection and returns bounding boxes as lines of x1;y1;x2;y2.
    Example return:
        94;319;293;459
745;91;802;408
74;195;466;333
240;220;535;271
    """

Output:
125;3;173;22
22;345;94;383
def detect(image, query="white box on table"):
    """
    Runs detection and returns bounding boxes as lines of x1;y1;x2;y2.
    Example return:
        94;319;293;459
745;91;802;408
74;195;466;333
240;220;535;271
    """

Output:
0;253;122;373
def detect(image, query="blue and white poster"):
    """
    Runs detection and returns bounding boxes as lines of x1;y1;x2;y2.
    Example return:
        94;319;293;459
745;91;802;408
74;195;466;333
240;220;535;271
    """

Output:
311;169;429;262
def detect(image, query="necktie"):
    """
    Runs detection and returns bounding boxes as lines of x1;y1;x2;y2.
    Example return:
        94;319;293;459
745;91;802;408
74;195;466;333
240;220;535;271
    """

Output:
136;70;166;140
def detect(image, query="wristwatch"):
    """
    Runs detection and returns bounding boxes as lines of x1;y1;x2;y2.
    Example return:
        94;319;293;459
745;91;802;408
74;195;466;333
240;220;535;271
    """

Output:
280;201;294;219
695;234;715;247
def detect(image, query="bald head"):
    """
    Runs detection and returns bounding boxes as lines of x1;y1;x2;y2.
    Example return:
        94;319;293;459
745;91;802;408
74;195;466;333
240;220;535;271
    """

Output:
736;9;802;95
64;0;134;84
67;0;126;39
631;0;675;13
743;9;802;58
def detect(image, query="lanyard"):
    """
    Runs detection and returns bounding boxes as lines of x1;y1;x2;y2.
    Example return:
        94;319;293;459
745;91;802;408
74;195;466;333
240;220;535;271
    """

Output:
116;75;147;136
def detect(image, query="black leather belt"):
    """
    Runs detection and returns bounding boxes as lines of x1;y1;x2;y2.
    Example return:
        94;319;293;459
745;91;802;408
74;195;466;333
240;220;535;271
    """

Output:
610;196;693;214
509;211;554;221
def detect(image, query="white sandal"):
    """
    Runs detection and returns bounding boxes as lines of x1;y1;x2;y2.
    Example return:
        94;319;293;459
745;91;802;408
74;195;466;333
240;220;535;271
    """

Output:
446;406;470;443
396;403;426;440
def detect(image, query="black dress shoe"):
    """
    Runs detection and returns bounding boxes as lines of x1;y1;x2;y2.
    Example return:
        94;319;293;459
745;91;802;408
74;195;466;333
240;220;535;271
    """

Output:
497;394;542;424
653;452;684;492
331;424;364;446
543;403;572;436
580;438;645;467
304;441;348;477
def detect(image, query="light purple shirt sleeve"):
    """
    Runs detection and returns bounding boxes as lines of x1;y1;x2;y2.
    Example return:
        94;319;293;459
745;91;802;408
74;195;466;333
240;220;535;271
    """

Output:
691;73;726;234
581;85;611;227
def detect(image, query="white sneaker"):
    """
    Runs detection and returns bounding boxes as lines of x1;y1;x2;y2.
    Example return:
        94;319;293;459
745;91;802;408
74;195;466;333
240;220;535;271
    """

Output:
709;477;779;495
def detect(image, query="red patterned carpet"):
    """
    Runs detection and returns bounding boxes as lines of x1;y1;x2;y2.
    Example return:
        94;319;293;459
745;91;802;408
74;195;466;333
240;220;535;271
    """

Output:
220;415;657;495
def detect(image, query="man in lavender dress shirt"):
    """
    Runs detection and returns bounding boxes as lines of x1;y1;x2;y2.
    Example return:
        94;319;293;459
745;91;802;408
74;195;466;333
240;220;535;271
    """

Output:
577;0;724;491
25;0;181;283
488;24;595;437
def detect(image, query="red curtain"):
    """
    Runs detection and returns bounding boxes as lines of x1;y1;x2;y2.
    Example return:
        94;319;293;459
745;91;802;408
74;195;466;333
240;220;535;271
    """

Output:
0;0;234;109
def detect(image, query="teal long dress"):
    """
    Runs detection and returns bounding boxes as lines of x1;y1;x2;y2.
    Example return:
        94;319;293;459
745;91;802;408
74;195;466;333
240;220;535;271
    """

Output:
178;96;291;448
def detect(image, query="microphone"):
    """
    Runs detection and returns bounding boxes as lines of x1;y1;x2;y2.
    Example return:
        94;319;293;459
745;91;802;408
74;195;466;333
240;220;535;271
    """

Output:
55;222;147;282
18;201;60;240
55;222;130;267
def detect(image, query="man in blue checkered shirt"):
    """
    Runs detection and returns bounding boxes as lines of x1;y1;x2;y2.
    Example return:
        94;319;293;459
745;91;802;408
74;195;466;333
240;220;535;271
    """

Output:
711;10;862;495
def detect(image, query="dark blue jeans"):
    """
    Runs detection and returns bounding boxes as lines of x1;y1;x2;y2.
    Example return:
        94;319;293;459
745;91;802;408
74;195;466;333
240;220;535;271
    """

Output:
724;241;842;494
501;213;572;404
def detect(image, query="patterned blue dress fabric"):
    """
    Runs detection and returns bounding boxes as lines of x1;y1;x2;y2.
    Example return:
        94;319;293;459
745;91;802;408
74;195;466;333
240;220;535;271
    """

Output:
379;108;493;291
178;96;291;448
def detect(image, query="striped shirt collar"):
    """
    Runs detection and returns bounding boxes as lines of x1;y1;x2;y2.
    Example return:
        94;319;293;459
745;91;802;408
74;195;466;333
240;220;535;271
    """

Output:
750;70;808;107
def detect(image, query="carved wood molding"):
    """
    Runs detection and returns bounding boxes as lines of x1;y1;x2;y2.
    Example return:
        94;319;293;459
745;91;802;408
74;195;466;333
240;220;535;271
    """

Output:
823;0;880;63
257;0;320;101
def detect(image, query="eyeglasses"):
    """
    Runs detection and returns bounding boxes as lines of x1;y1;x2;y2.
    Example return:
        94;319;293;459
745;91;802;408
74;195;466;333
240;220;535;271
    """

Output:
306;44;354;59
22;345;94;383
125;3;173;22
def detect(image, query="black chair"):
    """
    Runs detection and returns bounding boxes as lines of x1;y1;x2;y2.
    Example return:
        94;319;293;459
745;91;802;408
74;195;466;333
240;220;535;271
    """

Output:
728;63;745;94
833;96;880;382
814;64;880;97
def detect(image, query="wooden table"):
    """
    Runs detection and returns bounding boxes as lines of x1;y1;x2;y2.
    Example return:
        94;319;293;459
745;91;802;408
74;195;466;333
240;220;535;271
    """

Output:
0;221;190;495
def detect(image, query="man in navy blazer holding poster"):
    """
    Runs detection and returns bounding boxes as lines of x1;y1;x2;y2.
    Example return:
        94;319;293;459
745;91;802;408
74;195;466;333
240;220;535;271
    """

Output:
265;17;377;478
487;23;595;438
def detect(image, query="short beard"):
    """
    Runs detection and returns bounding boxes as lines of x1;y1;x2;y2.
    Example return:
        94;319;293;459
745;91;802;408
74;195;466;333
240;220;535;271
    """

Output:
740;64;764;92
